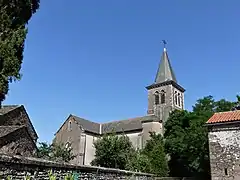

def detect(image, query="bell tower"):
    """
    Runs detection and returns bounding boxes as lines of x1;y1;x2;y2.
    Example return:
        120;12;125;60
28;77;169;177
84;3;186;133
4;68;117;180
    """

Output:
146;41;185;124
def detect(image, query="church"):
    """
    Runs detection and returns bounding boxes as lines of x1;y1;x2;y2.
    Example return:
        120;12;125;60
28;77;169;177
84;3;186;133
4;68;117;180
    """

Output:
54;45;185;165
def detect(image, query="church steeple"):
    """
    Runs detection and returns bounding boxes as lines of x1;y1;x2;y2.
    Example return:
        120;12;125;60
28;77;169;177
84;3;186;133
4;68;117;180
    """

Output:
146;42;185;128
155;41;177;83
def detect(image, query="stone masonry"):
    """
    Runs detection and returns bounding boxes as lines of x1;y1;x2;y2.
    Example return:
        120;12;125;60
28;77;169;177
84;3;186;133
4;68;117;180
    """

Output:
0;154;155;180
207;110;240;180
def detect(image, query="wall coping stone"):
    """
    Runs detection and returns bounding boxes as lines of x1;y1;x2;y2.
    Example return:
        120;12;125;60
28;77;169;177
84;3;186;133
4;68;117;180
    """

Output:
0;153;154;177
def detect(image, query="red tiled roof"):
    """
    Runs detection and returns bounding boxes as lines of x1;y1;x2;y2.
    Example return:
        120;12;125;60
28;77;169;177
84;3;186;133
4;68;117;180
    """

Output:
206;110;240;124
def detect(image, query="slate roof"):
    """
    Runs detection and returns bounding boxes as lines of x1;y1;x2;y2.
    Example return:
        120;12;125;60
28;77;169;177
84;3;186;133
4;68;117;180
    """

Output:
155;48;177;84
0;105;19;115
72;115;100;134
206;110;240;124
0;105;38;140
0;126;22;138
102;115;159;134
70;114;160;134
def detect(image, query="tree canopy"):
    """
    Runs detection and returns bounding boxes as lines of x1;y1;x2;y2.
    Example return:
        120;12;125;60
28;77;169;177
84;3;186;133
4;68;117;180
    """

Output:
0;0;40;104
36;142;75;163
164;95;237;178
141;132;169;176
92;132;168;176
91;133;135;169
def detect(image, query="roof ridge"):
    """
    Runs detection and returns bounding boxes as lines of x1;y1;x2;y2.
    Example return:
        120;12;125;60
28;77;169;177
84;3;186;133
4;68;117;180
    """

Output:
72;114;100;124
102;115;154;124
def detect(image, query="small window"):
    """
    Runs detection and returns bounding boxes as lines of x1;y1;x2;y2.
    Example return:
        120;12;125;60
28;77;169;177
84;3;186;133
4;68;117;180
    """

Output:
68;121;72;131
160;90;166;104
178;93;181;106
224;168;228;176
155;92;160;105
174;91;177;105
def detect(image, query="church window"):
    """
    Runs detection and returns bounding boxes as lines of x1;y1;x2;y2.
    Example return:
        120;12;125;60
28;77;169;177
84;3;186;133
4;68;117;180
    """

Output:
68;121;72;131
160;90;166;104
224;168;228;176
178;93;181;106
175;91;178;105
154;92;159;105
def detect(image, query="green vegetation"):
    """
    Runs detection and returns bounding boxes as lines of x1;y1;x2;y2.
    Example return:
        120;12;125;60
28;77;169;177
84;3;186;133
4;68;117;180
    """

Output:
128;132;169;176
91;133;135;169
36;142;75;163
48;170;56;180
91;132;169;176
92;95;239;178
0;0;40;104
164;95;239;178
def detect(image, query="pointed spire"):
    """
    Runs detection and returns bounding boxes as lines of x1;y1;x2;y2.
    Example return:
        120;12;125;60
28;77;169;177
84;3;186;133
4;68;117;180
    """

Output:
155;41;177;83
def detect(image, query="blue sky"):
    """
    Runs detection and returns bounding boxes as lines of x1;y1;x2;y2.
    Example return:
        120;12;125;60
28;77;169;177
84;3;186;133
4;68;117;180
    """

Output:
4;0;240;142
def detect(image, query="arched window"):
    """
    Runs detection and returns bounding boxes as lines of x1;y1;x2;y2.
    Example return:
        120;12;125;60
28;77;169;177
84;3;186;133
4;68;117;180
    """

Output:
178;93;181;106
174;91;178;105
160;90;166;104
68;121;72;131
155;91;159;105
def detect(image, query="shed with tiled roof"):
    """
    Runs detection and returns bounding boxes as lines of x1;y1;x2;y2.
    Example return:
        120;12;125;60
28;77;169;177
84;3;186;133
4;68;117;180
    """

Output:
207;110;240;179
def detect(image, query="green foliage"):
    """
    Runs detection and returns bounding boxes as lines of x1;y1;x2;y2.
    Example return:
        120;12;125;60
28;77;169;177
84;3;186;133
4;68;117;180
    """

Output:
0;0;40;103
36;142;75;163
126;149;151;173
64;173;74;180
50;142;75;162
36;142;51;159
94;132;168;176
6;175;12;180
164;95;236;178
91;133;135;169
48;170;56;180
142;132;169;176
24;175;31;180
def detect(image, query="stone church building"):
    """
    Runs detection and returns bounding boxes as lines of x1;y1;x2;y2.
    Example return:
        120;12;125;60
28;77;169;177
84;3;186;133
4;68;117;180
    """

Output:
54;46;185;165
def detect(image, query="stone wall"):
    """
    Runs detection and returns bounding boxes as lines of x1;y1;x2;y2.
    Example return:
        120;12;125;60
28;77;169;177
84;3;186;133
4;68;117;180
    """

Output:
0;154;155;179
208;123;240;180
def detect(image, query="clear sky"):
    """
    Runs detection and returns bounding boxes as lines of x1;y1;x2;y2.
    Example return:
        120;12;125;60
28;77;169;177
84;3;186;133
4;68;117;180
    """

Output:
4;0;240;142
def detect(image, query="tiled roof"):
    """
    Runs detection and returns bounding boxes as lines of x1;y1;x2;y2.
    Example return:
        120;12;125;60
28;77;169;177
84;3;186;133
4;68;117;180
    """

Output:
206;110;240;124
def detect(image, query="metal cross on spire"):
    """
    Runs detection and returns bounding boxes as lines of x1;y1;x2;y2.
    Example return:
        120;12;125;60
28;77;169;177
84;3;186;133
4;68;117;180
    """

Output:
162;40;167;51
162;40;167;48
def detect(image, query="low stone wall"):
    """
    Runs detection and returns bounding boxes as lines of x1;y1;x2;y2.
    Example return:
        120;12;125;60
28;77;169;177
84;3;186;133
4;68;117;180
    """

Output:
155;178;196;180
0;154;154;179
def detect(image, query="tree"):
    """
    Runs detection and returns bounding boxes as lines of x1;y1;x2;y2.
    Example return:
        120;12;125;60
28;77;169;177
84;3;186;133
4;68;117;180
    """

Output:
127;132;169;176
36;142;51;159
0;0;40;104
36;142;75;163
91;133;135;169
142;132;169;176
164;96;236;178
232;95;240;110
